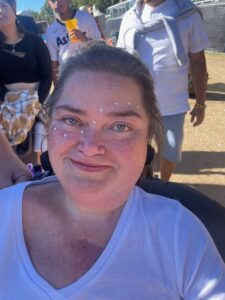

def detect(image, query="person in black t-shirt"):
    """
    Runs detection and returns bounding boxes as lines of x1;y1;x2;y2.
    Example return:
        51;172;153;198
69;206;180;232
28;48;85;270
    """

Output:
0;0;52;164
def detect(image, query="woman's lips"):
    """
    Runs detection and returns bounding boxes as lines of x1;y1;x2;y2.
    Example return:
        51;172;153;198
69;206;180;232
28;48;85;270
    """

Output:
69;159;110;172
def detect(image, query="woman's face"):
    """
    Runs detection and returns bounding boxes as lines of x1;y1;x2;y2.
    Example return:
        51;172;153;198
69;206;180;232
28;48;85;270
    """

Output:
48;71;150;209
0;1;16;29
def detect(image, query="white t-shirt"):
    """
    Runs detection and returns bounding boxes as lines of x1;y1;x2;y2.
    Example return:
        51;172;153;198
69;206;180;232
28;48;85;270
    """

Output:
117;0;209;116
0;179;224;299
46;10;101;65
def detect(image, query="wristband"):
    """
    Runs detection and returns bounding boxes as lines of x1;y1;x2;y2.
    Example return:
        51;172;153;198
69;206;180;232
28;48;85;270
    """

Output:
195;103;206;109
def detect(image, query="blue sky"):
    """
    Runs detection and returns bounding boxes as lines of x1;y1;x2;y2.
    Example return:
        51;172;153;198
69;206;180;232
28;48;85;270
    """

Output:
17;0;45;12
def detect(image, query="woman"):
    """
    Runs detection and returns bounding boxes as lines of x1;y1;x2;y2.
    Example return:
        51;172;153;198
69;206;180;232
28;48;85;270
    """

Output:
0;43;224;298
0;0;52;164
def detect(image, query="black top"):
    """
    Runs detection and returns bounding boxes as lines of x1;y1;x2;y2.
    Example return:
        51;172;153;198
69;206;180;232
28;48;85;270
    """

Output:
17;15;39;35
0;33;52;103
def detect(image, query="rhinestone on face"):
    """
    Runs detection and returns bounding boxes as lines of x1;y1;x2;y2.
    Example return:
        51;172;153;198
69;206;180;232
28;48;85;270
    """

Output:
127;102;131;106
114;102;119;106
63;133;68;138
136;106;140;110
99;108;104;113
80;130;85;134
93;120;97;124
53;127;57;131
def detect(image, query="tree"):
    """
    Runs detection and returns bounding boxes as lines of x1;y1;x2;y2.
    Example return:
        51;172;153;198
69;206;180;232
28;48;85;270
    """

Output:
32;0;120;23
22;10;39;20
95;0;119;13
71;0;119;13
37;0;54;23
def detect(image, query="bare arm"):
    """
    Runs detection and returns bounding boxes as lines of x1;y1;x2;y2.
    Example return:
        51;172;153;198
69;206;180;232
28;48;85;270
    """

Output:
189;51;207;127
0;133;32;188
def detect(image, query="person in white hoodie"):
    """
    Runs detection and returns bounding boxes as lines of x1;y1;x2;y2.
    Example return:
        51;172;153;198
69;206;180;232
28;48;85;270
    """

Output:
117;0;209;181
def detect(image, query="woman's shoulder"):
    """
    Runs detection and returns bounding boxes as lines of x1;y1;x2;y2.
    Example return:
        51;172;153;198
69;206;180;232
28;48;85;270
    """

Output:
0;181;28;201
135;185;203;232
24;176;60;197
0;181;30;222
0;176;59;208
135;185;209;237
23;177;66;227
23;176;63;208
136;185;182;212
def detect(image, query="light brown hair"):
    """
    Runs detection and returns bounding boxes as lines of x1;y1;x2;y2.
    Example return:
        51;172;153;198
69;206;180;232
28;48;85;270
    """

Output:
46;41;163;158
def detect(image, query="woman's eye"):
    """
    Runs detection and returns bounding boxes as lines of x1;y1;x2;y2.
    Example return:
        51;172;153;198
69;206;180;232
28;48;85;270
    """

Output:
112;123;130;132
63;117;80;126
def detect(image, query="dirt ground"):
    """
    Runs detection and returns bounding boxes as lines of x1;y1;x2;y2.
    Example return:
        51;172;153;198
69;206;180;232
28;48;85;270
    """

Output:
169;53;225;206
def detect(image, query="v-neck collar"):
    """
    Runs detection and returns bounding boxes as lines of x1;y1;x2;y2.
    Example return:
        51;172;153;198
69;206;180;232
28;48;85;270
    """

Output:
14;178;136;298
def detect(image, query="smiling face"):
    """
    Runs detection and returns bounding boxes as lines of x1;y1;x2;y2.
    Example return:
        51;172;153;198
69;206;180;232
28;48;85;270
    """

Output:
0;0;16;29
48;70;150;211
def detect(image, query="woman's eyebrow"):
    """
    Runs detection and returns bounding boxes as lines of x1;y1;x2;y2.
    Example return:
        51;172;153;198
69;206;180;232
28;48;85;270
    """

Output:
54;105;143;119
106;111;143;119
54;105;85;115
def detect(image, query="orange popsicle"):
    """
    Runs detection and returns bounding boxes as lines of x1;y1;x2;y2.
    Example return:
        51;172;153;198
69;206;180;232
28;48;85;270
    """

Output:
65;19;79;42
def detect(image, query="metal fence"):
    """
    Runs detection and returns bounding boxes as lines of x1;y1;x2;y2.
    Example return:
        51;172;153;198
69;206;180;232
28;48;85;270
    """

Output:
194;0;225;6
104;0;225;52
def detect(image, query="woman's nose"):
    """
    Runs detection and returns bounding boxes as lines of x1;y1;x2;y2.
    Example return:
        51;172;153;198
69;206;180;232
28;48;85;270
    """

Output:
76;129;105;156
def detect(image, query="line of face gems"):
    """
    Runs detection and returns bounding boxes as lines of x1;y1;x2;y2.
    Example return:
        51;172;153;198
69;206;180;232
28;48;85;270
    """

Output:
52;127;86;137
52;102;140;138
113;101;139;110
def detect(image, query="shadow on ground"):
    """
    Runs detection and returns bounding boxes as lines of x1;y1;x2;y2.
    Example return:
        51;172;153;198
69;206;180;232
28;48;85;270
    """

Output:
189;83;225;101
174;151;225;176
207;82;225;101
207;83;225;93
173;151;225;206
206;91;225;101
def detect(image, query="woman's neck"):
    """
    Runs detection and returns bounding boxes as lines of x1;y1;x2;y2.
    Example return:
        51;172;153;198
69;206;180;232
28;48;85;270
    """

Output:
66;203;124;247
63;192;125;225
2;25;22;44
27;181;125;247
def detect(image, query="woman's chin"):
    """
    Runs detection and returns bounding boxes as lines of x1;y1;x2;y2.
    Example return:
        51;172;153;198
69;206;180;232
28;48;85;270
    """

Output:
62;173;113;194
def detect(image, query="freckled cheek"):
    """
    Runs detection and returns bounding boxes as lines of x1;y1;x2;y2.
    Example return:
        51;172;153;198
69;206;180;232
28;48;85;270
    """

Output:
109;134;148;159
110;135;148;181
47;127;80;154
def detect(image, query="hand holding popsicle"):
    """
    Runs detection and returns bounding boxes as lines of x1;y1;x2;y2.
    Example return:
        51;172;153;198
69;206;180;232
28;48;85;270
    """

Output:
65;19;87;43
